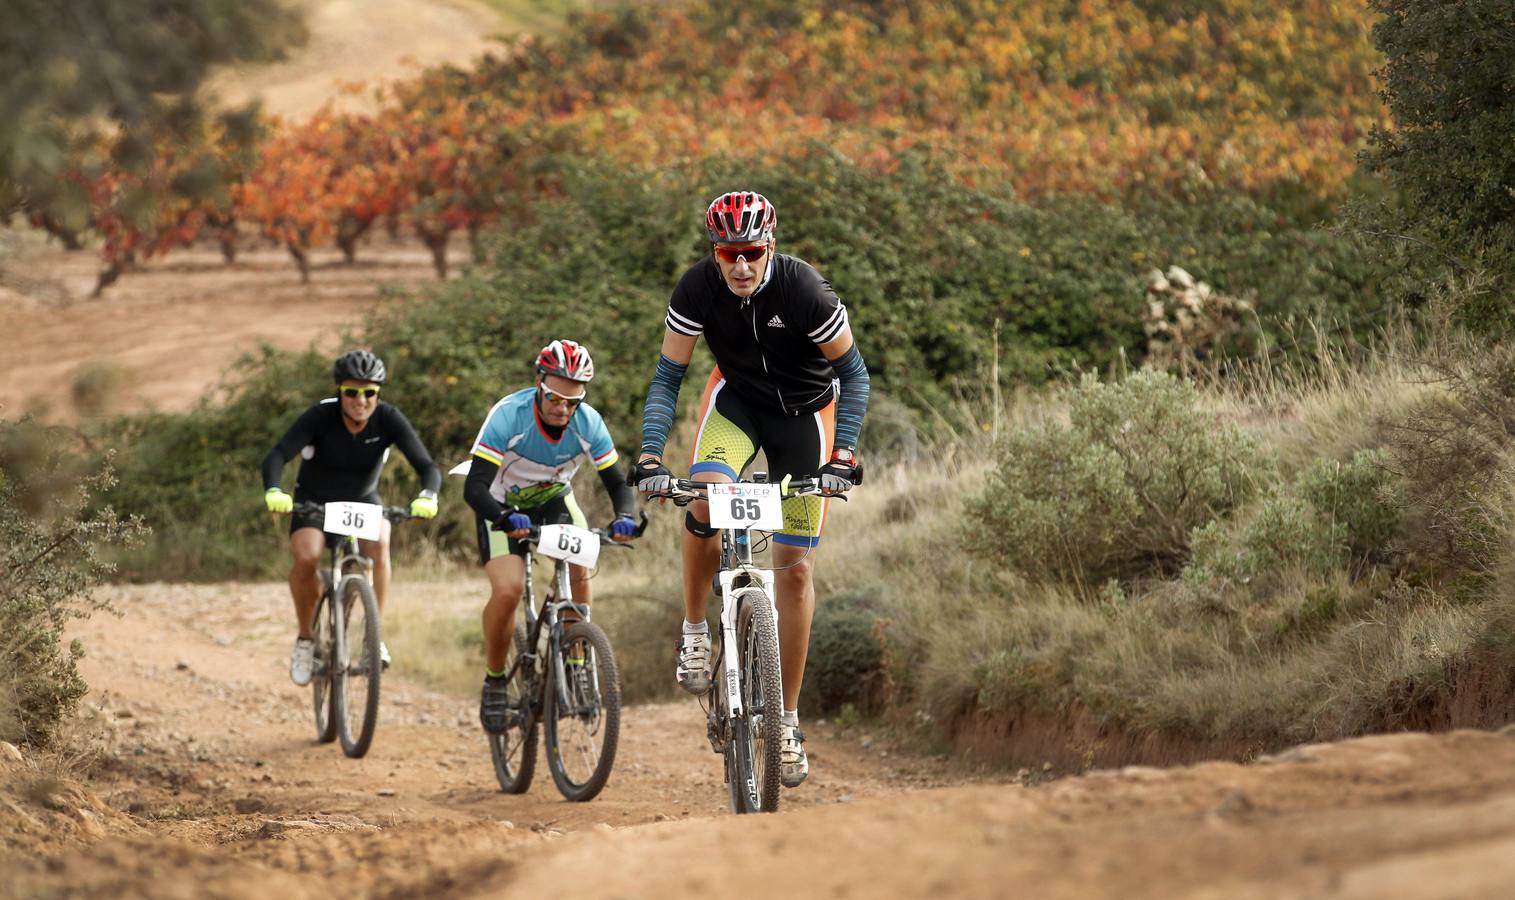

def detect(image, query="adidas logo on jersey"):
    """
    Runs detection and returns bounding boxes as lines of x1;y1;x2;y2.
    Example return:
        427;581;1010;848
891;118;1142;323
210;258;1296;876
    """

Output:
767;315;785;328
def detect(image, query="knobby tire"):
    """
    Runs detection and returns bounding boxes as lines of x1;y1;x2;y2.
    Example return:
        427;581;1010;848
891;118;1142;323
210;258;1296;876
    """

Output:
543;621;621;802
490;623;539;794
311;590;341;743
730;587;784;813
338;577;382;758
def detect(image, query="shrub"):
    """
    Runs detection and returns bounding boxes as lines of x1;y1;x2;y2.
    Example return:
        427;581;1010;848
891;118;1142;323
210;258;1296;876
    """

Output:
800;589;886;715
1383;343;1515;578
1185;450;1402;587
967;369;1268;588
0;419;144;747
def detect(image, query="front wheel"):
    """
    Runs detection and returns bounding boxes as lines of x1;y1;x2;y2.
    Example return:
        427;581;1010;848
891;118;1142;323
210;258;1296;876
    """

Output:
729;587;783;813
543;621;621;802
489;623;539;794
337;577;382;758
311;590;341;743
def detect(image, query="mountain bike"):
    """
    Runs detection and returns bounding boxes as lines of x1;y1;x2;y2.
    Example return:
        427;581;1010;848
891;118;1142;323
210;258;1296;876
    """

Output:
488;518;642;801
293;500;413;759
649;475;828;814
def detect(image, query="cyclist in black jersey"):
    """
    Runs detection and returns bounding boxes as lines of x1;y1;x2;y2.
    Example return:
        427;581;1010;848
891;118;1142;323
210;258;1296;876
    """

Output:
631;191;870;789
261;350;443;686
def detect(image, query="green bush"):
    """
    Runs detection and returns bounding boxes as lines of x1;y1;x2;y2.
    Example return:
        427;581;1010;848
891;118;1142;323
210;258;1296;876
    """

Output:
1383;344;1515;578
1;419;144;746
800;589;886;715
97;150;1383;579
967;369;1268;587
1185;450;1401;587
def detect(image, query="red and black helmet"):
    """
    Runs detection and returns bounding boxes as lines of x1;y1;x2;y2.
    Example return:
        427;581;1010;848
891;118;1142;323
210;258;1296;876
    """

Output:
705;191;776;244
535;339;595;383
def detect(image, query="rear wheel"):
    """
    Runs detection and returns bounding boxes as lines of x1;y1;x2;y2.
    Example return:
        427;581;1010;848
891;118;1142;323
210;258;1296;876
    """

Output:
489;623;539;794
337;577;382;758
543;621;621;802
311;591;341;743
731;587;783;813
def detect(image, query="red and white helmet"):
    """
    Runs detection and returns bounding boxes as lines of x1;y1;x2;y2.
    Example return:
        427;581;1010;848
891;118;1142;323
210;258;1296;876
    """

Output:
535;339;595;383
705;191;776;243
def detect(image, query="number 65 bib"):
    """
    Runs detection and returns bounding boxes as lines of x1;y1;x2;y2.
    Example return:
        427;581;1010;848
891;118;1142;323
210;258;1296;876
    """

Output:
707;483;783;530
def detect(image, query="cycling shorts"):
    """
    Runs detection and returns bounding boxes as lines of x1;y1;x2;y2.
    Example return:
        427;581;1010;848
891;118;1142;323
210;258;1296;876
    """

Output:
474;492;587;565
688;369;835;547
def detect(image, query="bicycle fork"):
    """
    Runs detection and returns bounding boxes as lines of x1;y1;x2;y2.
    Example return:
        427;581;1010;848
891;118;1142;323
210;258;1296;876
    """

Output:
716;565;777;726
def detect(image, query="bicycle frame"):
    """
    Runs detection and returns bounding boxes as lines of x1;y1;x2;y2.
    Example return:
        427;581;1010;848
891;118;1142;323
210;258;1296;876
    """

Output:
513;548;593;710
322;535;371;602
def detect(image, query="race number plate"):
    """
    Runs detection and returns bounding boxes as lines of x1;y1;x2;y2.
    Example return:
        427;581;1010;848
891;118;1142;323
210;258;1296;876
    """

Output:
323;501;383;541
707;483;783;530
538;523;601;568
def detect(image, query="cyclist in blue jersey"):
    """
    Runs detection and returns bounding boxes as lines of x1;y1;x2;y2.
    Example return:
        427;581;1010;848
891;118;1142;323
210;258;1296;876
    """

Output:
630;191;869;788
262;350;442;686
465;340;639;733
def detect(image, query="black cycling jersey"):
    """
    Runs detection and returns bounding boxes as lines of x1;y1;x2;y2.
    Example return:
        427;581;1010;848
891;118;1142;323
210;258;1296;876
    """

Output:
261;399;442;502
665;253;849;416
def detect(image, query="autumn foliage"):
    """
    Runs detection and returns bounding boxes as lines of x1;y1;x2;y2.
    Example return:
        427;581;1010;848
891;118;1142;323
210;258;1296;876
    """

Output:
11;0;1385;291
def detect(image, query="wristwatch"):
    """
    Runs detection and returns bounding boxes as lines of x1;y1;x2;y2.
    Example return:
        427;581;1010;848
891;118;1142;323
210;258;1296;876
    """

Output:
831;448;856;463
419;489;438;499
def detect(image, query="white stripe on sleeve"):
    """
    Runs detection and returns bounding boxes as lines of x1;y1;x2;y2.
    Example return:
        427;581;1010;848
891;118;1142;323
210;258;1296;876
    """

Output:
809;305;848;344
666;306;704;336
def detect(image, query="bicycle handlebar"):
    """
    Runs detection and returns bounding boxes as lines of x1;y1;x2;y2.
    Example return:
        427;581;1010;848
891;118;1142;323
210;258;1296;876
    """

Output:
289;501;416;523
513;512;650;550
647;477;828;507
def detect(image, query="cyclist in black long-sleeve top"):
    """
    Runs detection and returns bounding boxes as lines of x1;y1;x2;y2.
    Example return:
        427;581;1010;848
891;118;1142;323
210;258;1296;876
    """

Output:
261;350;442;686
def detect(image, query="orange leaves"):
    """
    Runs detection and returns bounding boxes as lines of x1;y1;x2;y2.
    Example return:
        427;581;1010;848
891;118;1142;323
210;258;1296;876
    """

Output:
42;0;1385;293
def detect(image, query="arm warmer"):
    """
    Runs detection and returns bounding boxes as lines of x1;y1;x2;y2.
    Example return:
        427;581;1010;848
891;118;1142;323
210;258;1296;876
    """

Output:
639;354;689;457
597;461;638;519
830;344;871;451
463;456;507;524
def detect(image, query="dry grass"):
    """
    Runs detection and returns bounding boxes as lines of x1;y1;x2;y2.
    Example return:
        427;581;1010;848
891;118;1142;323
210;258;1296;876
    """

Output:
385;335;1515;756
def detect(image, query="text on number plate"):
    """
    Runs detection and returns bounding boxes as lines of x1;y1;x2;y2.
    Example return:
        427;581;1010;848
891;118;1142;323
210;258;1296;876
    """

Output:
323;502;383;541
538;523;601;568
707;483;782;530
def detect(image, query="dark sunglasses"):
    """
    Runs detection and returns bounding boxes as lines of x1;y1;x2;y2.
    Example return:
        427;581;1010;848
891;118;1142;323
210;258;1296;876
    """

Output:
339;386;381;399
712;243;769;265
540;386;585;408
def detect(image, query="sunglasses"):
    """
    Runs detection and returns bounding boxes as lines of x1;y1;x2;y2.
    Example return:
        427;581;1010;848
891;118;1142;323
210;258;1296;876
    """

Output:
339;386;381;399
540;386;585;408
712;243;769;265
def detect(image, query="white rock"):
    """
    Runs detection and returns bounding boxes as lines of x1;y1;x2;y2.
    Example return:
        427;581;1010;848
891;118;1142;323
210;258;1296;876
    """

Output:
0;741;22;764
1165;265;1196;289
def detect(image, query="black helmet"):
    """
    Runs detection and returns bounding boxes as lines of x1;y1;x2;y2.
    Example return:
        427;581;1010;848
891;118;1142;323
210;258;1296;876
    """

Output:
333;350;386;384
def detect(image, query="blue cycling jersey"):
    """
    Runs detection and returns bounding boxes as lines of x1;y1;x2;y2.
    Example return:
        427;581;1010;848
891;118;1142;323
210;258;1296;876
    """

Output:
468;388;619;509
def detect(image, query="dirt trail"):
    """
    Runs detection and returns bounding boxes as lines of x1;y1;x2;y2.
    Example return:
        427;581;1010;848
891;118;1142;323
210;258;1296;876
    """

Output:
209;0;507;120
6;581;1515;898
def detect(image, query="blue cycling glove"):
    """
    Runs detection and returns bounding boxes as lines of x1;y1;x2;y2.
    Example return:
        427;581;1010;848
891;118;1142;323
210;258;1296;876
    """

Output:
497;511;532;533
610;514;637;539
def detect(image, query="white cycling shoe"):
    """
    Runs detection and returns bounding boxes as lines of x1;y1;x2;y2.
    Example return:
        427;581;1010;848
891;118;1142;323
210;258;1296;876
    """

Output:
289;637;316;686
379;641;392;670
780;723;809;788
676;630;713;694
